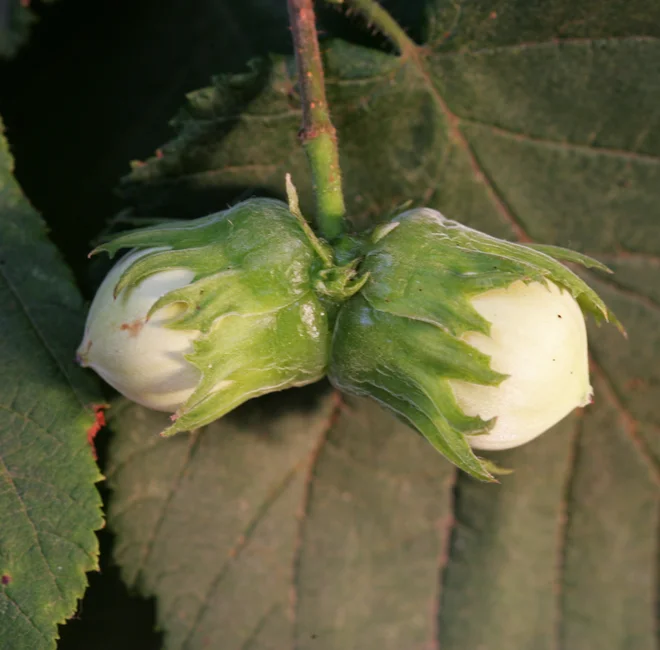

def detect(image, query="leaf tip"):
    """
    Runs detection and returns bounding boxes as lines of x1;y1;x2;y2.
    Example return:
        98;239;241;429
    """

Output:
603;307;627;338
160;411;184;437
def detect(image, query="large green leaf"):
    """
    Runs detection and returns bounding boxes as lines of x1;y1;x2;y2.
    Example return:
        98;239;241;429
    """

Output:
108;391;453;649
0;120;103;648
108;1;660;648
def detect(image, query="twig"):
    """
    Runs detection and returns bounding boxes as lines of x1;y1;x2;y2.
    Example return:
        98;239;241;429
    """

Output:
287;0;346;241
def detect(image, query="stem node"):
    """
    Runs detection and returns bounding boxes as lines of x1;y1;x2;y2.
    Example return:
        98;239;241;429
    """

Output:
287;0;346;241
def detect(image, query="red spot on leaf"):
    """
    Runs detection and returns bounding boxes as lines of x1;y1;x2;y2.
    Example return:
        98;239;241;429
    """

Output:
1;574;11;585
87;404;108;460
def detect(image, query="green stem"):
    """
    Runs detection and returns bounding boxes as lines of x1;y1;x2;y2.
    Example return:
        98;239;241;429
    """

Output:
287;0;346;241
338;0;418;57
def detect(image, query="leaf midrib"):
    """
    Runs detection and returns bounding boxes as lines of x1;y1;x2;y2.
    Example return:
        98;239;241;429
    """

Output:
0;264;87;408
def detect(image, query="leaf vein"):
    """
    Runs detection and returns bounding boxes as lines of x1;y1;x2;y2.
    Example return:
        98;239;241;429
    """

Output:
0;453;66;606
589;352;660;488
128;430;203;589
105;438;166;480
129;163;279;188
1;589;50;642
179;461;302;650
181;108;300;127
553;413;584;650
239;602;281;650
403;49;532;241
583;269;660;316
0;403;64;448
460;119;660;165
0;268;87;408
433;468;458;649
590;251;660;266
436;35;660;59
41;529;96;564
290;391;346;648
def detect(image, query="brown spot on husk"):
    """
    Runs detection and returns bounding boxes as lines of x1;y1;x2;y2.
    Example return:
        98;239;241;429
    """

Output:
120;319;144;337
